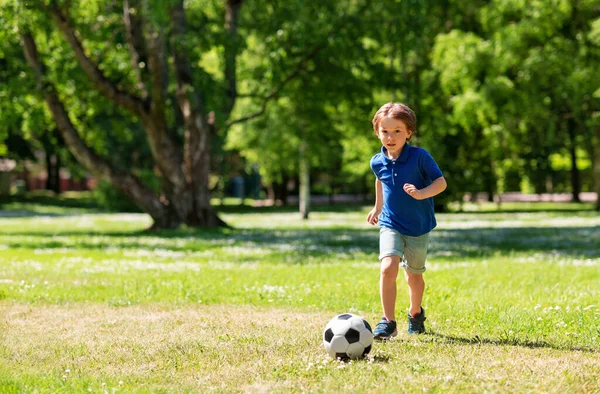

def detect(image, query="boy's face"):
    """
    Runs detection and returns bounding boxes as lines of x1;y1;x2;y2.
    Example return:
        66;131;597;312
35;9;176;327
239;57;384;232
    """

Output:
377;117;412;158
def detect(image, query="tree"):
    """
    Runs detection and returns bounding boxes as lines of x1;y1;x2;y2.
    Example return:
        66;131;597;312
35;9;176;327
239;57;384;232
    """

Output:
11;0;371;228
15;0;245;228
226;0;372;218
431;0;600;203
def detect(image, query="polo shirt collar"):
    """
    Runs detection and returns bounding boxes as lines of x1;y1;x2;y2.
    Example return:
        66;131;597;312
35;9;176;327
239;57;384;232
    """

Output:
380;144;411;166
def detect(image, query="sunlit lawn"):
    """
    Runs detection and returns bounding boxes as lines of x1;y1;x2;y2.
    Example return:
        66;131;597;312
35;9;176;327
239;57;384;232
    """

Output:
0;197;599;393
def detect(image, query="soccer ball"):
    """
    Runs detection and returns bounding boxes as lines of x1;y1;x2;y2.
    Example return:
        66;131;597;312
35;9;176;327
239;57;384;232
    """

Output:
322;313;373;360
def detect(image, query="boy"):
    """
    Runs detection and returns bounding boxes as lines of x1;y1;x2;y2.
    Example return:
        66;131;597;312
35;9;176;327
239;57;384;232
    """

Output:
366;102;447;339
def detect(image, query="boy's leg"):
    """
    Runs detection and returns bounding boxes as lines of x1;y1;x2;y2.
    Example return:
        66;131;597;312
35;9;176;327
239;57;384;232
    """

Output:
380;256;401;321
404;270;424;318
375;227;403;340
401;233;429;334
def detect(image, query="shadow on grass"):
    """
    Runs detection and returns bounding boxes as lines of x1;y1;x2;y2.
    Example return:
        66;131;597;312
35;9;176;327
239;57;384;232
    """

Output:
338;354;391;364
0;193;100;208
0;209;108;218
1;225;598;260
427;332;599;353
371;354;392;363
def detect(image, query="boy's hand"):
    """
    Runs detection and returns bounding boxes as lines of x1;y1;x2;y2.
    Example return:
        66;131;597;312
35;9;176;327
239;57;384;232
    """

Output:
403;183;424;200
367;207;381;225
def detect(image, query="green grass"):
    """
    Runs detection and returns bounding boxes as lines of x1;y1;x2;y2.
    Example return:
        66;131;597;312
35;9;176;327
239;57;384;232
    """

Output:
1;198;599;393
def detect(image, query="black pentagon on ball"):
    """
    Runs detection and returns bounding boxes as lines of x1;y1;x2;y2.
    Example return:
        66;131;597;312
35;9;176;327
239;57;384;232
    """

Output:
344;328;360;344
324;328;334;343
337;314;352;320
362;344;372;357
363;319;372;332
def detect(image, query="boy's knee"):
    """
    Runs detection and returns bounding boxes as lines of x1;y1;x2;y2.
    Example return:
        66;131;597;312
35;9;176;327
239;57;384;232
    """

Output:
381;265;398;277
380;256;400;277
405;271;424;284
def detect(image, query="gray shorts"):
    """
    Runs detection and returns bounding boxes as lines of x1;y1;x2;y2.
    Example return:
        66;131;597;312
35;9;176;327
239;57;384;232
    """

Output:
379;227;430;274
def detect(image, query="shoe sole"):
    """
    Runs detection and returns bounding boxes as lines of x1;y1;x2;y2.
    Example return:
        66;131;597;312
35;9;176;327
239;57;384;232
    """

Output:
374;330;398;341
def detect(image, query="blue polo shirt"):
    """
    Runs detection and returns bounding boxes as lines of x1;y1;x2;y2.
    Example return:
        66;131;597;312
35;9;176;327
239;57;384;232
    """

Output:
370;144;443;236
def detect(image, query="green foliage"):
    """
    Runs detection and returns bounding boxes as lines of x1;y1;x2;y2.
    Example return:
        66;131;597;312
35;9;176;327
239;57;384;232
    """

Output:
1;0;599;210
429;0;600;197
227;0;375;189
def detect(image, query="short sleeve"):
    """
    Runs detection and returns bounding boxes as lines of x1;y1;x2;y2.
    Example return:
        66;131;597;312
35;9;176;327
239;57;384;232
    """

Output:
370;155;381;180
419;151;443;181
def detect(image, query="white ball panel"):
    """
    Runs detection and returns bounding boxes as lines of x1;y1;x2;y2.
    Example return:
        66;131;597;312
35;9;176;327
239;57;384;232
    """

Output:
325;318;336;330
349;316;367;331
323;341;337;358
359;329;373;347
346;342;366;359
331;320;351;336
329;335;350;353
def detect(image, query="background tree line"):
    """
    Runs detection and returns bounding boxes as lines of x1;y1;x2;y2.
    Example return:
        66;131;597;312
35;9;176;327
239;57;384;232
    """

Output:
0;0;599;228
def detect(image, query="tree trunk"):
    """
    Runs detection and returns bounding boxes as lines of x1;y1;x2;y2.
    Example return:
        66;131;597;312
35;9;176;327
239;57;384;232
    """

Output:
169;1;224;227
486;162;495;203
567;118;581;203
45;153;61;194
299;140;310;219
26;3;227;229
266;183;275;204
273;172;289;205
22;32;180;230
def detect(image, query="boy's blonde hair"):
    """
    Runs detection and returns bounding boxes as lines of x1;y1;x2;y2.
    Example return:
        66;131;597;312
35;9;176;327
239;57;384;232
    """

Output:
372;102;417;140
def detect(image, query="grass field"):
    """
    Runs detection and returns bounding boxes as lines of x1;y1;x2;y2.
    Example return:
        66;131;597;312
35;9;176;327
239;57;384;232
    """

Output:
0;197;599;393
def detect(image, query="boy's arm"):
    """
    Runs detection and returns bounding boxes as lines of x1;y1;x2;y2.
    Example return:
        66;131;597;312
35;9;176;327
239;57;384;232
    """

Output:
374;178;383;209
367;178;383;225
403;176;447;200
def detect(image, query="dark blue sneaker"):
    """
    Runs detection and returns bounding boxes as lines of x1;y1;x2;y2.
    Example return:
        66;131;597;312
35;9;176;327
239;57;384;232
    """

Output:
373;317;397;340
407;307;426;334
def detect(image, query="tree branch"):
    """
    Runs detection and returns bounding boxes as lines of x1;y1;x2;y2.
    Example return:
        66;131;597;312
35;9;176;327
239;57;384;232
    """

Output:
123;0;149;98
170;0;210;187
225;44;323;128
146;25;168;122
223;0;243;118
21;32;171;221
170;0;207;118
46;3;148;118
